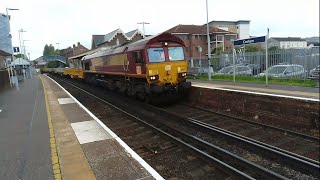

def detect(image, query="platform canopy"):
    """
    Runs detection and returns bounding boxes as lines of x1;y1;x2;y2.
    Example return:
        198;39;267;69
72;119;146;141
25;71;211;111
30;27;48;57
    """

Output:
10;58;31;66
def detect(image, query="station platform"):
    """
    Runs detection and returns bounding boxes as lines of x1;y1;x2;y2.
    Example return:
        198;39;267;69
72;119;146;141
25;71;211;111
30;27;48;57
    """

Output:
188;79;320;100
0;75;163;180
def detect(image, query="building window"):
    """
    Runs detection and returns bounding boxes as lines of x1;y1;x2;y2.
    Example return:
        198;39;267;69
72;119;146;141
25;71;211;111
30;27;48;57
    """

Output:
217;35;223;41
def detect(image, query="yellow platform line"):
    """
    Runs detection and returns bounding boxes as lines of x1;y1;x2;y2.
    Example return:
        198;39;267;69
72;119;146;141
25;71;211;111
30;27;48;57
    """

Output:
41;77;62;180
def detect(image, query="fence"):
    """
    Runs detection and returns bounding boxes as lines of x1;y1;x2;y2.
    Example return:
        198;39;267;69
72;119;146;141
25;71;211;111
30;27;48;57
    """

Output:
188;47;320;82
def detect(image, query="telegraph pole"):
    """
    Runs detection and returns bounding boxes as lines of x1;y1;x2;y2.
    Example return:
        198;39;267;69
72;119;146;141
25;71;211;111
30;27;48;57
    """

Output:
137;22;150;35
18;29;27;57
206;0;212;80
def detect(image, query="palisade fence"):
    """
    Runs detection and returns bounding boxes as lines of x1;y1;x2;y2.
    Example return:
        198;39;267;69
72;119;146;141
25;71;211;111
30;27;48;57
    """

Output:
188;47;320;81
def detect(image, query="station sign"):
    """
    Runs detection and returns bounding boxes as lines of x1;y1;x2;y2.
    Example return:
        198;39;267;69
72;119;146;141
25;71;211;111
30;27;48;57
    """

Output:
13;47;20;53
233;36;266;46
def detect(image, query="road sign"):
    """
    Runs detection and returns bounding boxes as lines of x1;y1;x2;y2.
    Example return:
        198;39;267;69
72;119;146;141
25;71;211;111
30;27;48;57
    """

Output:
13;47;20;53
233;36;266;46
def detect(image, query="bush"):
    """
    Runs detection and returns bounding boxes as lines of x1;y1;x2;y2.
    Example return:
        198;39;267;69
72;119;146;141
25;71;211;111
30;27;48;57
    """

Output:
46;61;59;68
188;74;316;87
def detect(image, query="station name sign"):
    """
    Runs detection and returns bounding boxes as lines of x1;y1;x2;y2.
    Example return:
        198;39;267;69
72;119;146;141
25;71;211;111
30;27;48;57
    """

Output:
233;36;266;46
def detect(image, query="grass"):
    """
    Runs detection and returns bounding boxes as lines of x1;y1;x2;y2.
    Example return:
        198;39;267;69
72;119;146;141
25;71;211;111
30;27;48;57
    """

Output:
187;74;317;87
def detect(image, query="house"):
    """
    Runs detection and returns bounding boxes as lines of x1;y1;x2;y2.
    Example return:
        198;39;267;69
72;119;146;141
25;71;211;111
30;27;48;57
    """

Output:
0;13;13;55
91;29;144;49
0;49;11;69
61;42;89;59
125;29;145;42
207;20;250;40
268;37;307;49
164;24;237;60
67;29;145;69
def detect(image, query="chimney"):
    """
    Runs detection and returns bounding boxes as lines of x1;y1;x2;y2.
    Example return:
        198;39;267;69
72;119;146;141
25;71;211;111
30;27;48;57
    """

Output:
73;44;75;48
77;42;80;46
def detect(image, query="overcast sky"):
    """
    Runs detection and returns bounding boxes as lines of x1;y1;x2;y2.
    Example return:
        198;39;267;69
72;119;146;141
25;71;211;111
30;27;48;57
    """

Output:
0;0;319;59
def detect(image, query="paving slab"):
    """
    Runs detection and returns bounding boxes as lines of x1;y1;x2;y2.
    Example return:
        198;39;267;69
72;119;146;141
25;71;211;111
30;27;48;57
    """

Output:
41;75;164;180
0;77;53;180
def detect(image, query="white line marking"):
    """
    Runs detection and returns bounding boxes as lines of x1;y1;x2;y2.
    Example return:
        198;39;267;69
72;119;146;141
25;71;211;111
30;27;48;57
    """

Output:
0;109;2;113
71;120;112;144
45;75;164;180
57;98;76;104
192;84;320;102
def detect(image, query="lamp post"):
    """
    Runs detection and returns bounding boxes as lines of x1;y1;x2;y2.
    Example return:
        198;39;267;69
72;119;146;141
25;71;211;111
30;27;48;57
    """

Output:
23;40;29;59
56;42;60;55
6;8;19;87
6;8;19;19
18;29;27;57
206;0;212;80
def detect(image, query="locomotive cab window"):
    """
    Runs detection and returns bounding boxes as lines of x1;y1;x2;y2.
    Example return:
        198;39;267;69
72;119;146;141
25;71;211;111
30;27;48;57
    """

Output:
147;48;165;63
168;47;184;61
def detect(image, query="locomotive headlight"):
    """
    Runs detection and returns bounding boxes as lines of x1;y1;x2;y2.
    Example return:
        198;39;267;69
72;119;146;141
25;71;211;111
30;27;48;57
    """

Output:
182;73;187;76
150;75;159;80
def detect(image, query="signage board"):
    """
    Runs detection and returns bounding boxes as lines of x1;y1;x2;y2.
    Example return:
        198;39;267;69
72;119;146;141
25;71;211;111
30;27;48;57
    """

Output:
13;47;20;53
233;36;266;46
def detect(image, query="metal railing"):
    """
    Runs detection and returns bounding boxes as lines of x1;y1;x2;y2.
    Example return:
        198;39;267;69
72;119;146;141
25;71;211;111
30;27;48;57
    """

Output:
188;47;320;84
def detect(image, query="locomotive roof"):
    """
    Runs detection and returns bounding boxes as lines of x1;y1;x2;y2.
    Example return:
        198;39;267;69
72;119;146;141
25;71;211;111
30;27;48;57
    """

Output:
82;33;184;60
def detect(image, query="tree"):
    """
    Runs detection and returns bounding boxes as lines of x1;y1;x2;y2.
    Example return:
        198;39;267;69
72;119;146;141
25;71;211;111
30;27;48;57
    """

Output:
15;53;28;60
244;45;261;52
46;61;59;68
234;45;262;53
213;47;223;55
43;44;50;55
43;44;58;56
268;46;281;51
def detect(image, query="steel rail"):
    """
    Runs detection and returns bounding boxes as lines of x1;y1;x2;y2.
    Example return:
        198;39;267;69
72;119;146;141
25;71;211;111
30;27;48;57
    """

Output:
148;105;320;177
53;77;286;179
182;104;320;142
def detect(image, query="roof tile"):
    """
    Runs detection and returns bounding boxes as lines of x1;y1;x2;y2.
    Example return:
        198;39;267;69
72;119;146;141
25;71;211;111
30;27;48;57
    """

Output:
164;24;232;34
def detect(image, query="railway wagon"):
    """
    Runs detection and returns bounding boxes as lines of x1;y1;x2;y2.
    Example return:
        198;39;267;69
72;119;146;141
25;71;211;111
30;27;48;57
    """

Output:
80;33;191;99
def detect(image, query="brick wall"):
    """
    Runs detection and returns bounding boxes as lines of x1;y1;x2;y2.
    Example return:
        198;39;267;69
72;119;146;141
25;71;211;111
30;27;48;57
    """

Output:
187;87;320;134
175;34;208;60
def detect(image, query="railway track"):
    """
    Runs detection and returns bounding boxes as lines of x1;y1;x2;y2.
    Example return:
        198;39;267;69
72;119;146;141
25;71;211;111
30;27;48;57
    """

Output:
50;75;319;179
162;104;320;161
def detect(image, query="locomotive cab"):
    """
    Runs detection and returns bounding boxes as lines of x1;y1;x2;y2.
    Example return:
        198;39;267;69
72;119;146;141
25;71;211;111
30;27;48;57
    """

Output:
145;41;191;94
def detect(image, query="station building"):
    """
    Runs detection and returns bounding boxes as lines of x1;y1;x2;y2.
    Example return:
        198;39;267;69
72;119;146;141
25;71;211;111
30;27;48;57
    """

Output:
164;24;237;61
207;20;250;40
66;29;146;70
268;37;307;49
91;29;145;49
